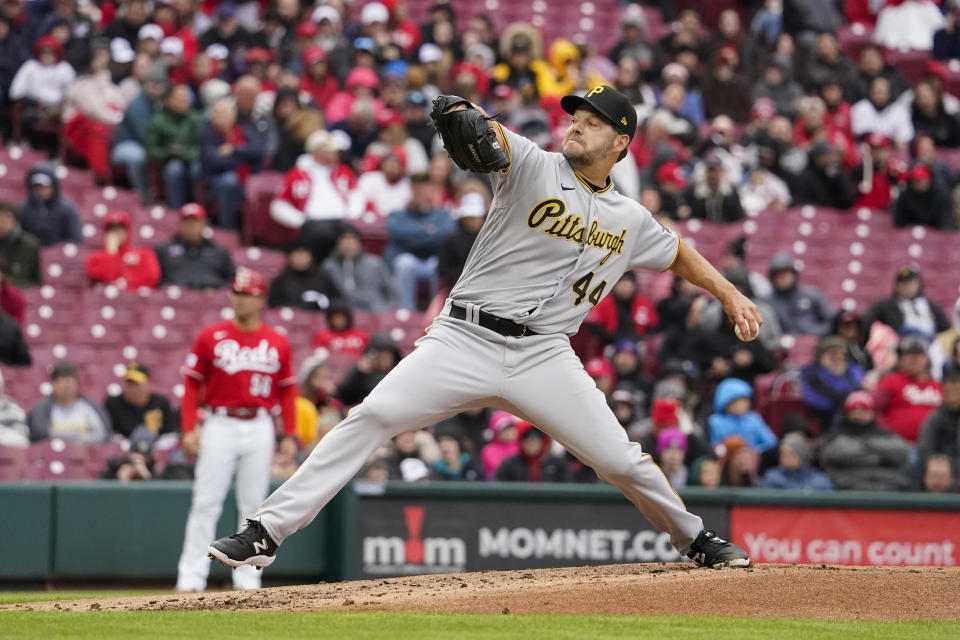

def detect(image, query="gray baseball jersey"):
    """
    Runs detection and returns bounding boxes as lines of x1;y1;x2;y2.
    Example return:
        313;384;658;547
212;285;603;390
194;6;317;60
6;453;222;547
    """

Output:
242;119;707;570
450;124;680;335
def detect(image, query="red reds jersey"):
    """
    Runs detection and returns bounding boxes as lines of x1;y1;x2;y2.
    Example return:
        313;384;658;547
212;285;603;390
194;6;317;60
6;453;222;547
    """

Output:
182;320;296;409
586;293;658;338
312;327;370;356
874;370;942;442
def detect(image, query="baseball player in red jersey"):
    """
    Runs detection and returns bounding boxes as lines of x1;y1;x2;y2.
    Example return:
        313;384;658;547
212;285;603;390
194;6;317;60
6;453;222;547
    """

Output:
175;268;298;592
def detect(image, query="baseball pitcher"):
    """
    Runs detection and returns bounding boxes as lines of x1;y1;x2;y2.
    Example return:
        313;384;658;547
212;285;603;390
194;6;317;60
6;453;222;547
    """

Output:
209;86;759;571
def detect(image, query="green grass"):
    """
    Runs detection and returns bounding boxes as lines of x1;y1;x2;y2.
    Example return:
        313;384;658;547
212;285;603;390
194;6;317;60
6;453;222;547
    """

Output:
0;590;174;605
0;611;955;640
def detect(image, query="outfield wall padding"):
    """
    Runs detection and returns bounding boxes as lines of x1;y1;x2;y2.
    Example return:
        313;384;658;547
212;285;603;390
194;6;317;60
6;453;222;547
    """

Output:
3;482;959;582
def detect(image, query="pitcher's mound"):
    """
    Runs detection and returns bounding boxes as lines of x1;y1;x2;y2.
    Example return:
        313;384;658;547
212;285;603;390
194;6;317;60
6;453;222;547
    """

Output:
10;564;960;620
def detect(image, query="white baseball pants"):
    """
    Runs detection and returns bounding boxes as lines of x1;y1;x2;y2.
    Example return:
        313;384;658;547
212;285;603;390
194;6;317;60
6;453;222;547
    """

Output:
176;412;274;591
256;312;703;554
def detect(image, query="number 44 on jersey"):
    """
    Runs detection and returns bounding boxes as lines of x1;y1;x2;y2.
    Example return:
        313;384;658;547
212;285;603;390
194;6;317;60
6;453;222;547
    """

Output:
572;271;607;307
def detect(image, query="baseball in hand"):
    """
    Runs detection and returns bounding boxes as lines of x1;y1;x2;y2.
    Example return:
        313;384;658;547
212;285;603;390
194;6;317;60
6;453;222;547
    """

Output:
735;321;758;342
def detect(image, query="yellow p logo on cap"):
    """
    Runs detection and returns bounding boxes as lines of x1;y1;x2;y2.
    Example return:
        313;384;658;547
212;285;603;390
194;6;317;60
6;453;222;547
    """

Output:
586;85;606;98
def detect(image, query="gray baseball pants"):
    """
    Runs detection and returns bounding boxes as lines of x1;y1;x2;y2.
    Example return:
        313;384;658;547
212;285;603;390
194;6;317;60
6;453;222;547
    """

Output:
255;308;703;553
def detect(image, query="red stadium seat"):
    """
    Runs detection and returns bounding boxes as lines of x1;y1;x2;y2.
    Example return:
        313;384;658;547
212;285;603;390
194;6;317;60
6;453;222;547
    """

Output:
882;48;932;84
0;444;28;481
25;438;94;481
87;440;129;477
242;172;296;247
836;23;874;61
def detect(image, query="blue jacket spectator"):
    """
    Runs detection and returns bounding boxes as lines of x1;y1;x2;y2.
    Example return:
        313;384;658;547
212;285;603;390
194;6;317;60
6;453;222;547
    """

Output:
17;163;82;247
709;378;778;452
385;174;455;310
767;252;834;336
802;335;866;430
761;433;834;490
198;99;264;230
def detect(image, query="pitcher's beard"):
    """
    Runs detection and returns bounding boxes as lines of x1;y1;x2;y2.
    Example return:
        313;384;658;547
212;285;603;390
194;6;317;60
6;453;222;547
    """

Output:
562;138;613;171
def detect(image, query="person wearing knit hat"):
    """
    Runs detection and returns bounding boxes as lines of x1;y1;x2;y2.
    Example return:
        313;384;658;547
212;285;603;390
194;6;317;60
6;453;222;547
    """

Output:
818;390;911;491
297;353;337;407
718;435;758;488
801;335;866;431
761;432;833;490
651;397;680;430
481;411;520;479
494;422;570;483
708;378;778;452
635;396;713;467
688;456;721;488
607;337;655;400
656;427;689;489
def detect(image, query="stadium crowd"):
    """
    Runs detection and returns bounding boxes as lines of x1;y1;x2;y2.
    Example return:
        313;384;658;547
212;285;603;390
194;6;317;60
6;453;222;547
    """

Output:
1;0;960;493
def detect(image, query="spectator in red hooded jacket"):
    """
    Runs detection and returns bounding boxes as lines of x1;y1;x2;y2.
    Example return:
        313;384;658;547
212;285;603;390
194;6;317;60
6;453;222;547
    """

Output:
853;133;903;210
585;271;658;346
84;210;161;289
494;422;570;482
300;46;339;111
874;334;944;442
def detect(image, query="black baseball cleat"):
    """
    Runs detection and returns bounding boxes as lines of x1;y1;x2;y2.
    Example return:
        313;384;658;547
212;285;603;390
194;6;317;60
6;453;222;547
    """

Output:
207;519;278;570
687;530;751;569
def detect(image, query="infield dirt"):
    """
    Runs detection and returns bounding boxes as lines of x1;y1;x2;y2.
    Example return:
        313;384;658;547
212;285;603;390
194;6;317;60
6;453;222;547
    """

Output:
6;564;959;620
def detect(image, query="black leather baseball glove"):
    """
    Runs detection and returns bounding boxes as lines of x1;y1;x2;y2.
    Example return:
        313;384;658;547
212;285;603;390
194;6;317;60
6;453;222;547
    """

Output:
430;95;510;174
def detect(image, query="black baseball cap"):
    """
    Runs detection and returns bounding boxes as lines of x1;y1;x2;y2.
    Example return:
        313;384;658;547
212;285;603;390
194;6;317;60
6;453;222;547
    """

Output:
561;85;637;140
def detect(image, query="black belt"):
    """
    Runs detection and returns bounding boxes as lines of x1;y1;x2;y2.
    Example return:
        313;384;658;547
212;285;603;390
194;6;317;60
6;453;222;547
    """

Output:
449;303;537;338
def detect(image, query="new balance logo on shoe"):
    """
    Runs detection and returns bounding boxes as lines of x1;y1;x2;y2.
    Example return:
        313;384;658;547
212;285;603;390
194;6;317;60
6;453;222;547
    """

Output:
253;539;269;554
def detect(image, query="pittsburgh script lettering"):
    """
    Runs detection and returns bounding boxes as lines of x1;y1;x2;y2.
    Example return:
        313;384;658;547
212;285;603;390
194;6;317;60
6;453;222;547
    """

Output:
527;199;626;264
